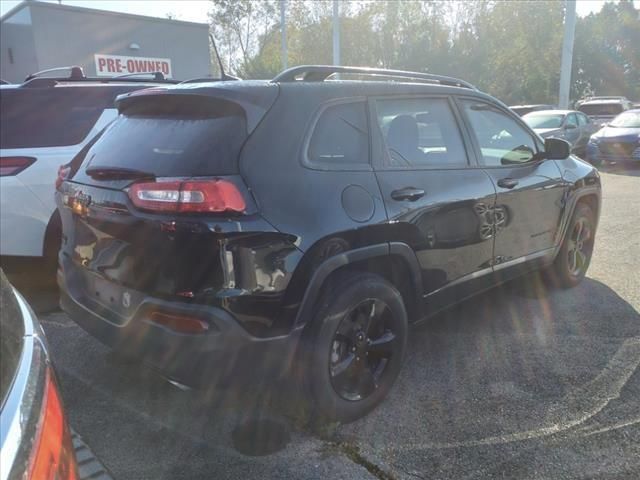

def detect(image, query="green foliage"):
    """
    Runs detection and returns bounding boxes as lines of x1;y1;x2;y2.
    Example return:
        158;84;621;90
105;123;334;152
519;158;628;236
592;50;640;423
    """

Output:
209;0;640;103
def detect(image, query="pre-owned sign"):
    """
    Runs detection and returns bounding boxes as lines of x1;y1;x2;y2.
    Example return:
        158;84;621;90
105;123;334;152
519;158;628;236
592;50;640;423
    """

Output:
94;54;172;78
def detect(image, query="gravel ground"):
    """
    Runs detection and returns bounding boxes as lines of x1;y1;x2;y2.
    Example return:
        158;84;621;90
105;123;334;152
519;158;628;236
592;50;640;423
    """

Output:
24;164;640;479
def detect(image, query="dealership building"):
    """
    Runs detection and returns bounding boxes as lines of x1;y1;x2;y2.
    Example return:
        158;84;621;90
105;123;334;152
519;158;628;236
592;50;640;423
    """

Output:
0;0;212;83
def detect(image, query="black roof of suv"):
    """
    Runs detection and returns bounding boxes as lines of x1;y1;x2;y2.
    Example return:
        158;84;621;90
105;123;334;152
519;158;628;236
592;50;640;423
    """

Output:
55;65;601;424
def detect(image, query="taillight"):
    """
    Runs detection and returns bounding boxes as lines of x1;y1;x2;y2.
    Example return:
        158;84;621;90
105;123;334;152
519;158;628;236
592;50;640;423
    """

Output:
55;164;71;190
0;156;35;176
128;179;246;213
28;369;78;480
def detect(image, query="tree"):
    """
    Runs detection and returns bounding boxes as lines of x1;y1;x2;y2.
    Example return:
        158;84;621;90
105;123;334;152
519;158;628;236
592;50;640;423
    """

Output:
210;0;640;103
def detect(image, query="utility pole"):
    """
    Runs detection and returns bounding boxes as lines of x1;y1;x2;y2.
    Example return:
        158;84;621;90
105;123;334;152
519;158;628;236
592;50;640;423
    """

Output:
559;0;576;109
280;0;287;70
332;0;340;66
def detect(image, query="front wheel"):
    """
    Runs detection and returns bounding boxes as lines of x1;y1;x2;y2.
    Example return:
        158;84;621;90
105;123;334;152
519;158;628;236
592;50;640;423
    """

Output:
303;272;408;424
551;203;596;288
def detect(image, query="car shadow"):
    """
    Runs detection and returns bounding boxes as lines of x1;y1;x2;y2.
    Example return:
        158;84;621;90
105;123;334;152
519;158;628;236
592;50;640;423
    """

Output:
334;274;640;477
40;273;639;477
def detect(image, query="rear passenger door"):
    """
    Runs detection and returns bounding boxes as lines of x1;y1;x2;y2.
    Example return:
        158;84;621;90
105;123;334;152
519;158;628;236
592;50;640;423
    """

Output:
576;112;595;152
458;98;566;281
370;96;498;312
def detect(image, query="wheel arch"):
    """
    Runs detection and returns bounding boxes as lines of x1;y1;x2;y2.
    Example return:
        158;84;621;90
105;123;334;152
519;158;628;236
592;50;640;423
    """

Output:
554;185;601;259
43;209;62;261
292;242;423;329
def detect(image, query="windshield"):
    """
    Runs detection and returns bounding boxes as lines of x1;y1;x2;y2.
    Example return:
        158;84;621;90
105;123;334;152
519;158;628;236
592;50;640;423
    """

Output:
609;111;640;128
523;113;565;129
578;103;624;116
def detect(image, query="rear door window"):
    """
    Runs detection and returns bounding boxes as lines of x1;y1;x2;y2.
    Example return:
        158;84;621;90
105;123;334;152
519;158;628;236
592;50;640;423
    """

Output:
577;113;590;126
0;87;120;149
307;101;369;168
82;97;247;177
374;97;468;168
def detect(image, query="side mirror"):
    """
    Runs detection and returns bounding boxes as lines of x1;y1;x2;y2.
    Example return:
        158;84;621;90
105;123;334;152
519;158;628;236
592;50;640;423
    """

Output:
544;137;571;159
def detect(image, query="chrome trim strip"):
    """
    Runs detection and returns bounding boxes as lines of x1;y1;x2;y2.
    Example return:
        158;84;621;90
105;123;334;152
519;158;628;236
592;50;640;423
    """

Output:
492;248;552;272
0;290;43;480
424;266;494;298
423;248;554;299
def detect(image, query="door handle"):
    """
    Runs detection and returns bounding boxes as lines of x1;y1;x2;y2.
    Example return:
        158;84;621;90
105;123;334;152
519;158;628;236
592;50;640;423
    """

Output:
390;187;425;201
497;178;519;189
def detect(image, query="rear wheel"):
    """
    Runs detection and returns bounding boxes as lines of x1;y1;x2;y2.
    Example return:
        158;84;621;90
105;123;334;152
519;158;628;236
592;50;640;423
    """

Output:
551;203;595;288
303;272;408;424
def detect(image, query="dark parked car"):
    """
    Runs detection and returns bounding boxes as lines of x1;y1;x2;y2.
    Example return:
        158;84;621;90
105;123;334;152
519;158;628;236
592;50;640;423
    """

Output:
509;104;555;116
577;97;632;128
523;109;597;157
586;109;640;166
55;65;601;423
0;269;78;479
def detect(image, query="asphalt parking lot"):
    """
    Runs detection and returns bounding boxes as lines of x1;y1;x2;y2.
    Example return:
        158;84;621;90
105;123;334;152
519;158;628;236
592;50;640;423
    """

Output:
27;164;640;479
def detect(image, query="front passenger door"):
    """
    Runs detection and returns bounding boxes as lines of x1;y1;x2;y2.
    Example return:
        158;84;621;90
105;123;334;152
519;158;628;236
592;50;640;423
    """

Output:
459;99;566;281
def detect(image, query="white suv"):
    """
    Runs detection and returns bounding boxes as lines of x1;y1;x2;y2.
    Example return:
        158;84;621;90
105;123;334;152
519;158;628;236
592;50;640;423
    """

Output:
0;68;175;276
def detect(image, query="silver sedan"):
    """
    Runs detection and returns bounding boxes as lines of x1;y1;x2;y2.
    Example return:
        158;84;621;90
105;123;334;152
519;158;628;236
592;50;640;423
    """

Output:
523;109;597;157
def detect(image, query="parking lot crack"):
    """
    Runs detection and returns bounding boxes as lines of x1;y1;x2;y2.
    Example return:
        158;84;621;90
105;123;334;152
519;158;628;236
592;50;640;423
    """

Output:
325;440;398;480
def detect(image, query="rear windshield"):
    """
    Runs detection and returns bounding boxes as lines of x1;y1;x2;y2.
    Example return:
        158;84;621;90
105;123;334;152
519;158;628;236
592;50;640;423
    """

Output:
578;103;624;116
84;99;247;176
0;87;120;149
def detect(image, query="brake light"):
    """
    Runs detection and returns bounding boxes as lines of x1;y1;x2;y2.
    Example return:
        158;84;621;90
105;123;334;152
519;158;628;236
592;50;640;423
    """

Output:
28;370;78;480
129;179;246;213
0;156;35;176
149;311;210;334
55;164;71;190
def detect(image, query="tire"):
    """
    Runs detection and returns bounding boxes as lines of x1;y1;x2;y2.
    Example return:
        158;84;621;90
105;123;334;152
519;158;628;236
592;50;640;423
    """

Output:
302;271;408;424
551;203;596;288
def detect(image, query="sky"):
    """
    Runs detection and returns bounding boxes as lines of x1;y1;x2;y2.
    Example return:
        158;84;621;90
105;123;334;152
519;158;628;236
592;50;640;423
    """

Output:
0;0;624;22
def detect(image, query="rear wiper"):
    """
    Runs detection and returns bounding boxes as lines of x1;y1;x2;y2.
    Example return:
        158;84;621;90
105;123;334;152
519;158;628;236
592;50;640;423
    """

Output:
85;166;155;180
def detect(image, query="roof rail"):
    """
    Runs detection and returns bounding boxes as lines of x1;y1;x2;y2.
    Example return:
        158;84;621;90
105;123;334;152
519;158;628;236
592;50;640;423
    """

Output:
179;74;241;84
25;65;85;81
21;75;180;88
272;65;476;90
579;95;629;103
114;71;167;81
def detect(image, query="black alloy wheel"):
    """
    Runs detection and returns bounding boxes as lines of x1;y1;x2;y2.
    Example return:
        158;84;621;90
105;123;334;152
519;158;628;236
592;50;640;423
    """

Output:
566;216;592;277
303;272;408;424
552;203;595;288
329;298;397;401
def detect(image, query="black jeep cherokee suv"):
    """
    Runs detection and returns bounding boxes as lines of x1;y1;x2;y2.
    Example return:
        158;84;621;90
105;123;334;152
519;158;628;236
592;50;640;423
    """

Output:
56;66;601;422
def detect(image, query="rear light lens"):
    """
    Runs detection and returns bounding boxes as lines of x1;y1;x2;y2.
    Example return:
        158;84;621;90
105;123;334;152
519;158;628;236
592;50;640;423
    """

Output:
128;179;246;214
28;369;78;480
55;164;71;190
0;156;35;176
149;311;210;334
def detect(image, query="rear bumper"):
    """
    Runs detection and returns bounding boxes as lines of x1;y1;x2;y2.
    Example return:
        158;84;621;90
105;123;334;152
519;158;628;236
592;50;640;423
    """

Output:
57;264;303;389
